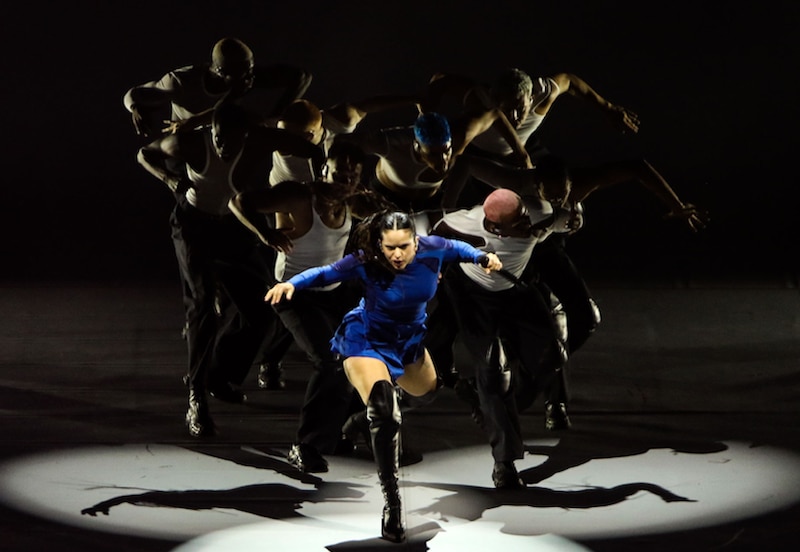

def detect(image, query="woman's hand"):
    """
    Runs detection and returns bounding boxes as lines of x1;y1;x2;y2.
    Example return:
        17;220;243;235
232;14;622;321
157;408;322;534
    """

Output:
264;282;295;304
479;252;503;273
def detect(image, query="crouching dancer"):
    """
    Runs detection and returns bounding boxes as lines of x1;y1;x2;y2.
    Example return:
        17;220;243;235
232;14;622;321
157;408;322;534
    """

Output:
265;210;502;543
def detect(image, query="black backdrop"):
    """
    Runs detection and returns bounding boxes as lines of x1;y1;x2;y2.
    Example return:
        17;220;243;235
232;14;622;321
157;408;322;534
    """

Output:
3;0;798;283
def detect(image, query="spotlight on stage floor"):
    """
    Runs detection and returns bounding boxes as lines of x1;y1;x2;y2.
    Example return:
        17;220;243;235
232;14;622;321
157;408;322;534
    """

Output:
0;440;798;550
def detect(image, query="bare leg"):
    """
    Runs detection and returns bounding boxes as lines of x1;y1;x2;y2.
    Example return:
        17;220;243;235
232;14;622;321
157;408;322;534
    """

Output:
344;356;392;405
396;349;439;397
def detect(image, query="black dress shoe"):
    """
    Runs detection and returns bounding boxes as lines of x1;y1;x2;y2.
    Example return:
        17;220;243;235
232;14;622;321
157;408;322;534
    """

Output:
257;362;285;390
208;382;247;404
186;391;216;437
544;402;571;431
492;461;525;489
288;443;328;473
186;408;216;437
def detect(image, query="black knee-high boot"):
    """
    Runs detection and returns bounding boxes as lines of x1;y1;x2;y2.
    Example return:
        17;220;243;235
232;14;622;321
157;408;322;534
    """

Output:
345;380;441;465
367;380;404;543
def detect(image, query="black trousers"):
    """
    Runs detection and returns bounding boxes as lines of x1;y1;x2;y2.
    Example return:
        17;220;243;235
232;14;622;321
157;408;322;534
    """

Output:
170;199;280;392
442;266;562;461
527;234;600;355
273;282;360;453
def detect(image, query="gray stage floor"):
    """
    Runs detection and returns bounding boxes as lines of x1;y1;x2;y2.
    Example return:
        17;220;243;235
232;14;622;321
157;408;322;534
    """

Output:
1;279;798;551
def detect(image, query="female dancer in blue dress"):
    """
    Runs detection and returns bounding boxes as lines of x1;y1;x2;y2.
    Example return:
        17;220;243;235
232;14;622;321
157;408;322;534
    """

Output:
266;210;502;543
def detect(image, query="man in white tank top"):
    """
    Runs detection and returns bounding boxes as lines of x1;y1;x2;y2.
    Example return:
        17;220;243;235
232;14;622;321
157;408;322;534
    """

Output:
342;109;532;235
123;37;312;139
255;93;419;386
137;102;324;438
429;67;639;163
434;151;707;438
431;188;575;488
268;94;421;186
426;67;639;207
229;140;389;473
431;68;707;399
124;37;313;359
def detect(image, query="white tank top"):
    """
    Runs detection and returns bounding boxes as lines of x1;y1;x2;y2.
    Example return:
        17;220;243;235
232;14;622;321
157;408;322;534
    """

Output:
440;206;538;291
185;132;243;215
469;76;559;156
436;198;572;292
269;111;357;185
274;200;352;290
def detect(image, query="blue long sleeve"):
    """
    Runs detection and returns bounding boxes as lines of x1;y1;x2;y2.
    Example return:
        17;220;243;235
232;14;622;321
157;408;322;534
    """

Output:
286;253;363;290
428;235;486;265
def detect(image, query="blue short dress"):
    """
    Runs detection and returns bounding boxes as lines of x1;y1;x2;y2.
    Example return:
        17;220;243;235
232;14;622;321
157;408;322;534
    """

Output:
286;235;485;380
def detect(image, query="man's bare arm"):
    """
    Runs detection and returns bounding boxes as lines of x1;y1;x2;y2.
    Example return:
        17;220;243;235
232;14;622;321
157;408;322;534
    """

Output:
124;82;178;137
454;108;532;167
326;93;421;129
136;134;189;193
570;159;708;232
549;73;640;133
228;183;309;252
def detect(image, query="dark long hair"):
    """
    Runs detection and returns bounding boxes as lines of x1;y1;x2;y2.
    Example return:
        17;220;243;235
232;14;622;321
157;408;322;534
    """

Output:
348;210;416;284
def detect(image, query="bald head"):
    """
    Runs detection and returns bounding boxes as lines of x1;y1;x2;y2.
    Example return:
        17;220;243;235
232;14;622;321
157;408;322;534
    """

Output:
210;38;254;92
211;37;253;67
483;188;522;223
279;99;324;144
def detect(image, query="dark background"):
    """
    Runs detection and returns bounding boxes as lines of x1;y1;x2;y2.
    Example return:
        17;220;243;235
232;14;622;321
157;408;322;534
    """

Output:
4;0;798;284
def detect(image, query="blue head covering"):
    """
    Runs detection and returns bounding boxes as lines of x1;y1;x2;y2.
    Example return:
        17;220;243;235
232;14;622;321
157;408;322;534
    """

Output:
413;112;451;146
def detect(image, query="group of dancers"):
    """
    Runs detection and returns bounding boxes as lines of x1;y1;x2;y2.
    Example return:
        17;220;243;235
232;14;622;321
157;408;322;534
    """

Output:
124;37;707;543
